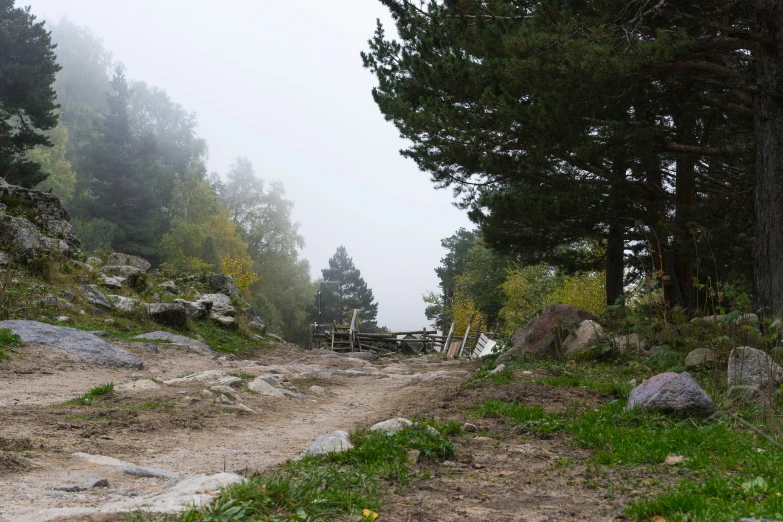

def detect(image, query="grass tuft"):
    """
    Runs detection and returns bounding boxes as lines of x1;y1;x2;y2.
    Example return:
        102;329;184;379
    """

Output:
63;382;114;406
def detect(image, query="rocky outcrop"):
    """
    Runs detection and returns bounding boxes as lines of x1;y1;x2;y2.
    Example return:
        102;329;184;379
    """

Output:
108;253;151;272
108;295;142;313
208;274;239;297
99;265;141;278
0;182;79;262
78;285;113;310
146;302;187;328
627;372;715;417
0;320;142;368
497;304;596;363
173;298;210;319
133;331;215;356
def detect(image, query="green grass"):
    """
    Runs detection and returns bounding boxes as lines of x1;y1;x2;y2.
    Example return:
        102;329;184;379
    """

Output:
124;400;174;412
228;372;255;380
0;327;23;360
62;382;114;406
474;389;783;521
189;320;270;355
158;423;453;522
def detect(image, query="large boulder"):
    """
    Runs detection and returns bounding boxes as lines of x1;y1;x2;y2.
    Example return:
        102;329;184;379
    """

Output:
563;320;604;359
99;265;141;278
133;331;215;357
78;284;113;310
728;346;783;389
108;295;142;313
108;252;151;272
173;298;210;319
197;294;236;318
0;182;80;261
145;302;187;328
627;372;715;417
209;273;239;297
497;304;596;363
0;320;142;368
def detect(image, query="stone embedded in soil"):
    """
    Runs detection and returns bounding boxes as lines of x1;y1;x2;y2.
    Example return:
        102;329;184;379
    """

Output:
302;430;353;457
563;319;604;359
0;320;142;369
77;284;113;309
728;346;783;389
370;418;413;432
115;379;161;393
164;370;235;385
146;302;187;328
489;364;505;375
685;348;717;368
248;377;286;398
309;385;325;395
53;474;109;491
134;331;215;357
118;465;179;479
108;294;142;312
108;252;151;272
627;371;715;417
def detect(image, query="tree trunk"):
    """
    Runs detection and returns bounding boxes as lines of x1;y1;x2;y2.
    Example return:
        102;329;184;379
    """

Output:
606;225;624;306
753;3;783;316
672;144;696;310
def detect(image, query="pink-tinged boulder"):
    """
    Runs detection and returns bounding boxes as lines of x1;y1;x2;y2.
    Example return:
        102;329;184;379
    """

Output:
627;372;715;417
497;304;596;363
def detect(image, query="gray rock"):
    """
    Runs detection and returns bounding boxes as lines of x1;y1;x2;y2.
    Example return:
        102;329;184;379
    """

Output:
78;284;112;309
370;418;413;432
172;298;210;319
685;348;717;368
213;315;239;330
86;256;103;267
133;342;158;353
0;183;80;261
134;331;215;356
55;316;73;324
280;389;308;399
0;320;142;368
488;363;506;375
248;377;286;398
72;260;94;271
728;346;783;390
108;295;142;312
209;273;239;297
99;265;142;278
564;320;604;358
118;465;178;479
462;422;478;432
627;372;715;417
308;385;325;395
268;333;284;343
146;302;187;327
98;274;123;289
90;330;120;340
210;385;239;399
0;251;8;265
248;320;266;333
160;280;178;295
612;333;648;354
108;253;151;272
201;389;214;399
55;474;109;491
197;293;236;318
53;483;81;492
58;290;76;302
302;431;353;456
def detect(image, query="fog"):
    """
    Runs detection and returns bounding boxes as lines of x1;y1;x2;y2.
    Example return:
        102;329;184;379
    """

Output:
28;0;473;331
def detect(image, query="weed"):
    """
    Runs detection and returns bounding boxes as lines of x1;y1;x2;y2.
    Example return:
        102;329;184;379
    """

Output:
228;372;255;380
475;399;565;435
125;401;174;412
62;382;114;406
0;327;22;360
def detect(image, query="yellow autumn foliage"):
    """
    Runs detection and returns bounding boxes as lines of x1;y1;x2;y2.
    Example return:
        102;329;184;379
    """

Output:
221;254;261;290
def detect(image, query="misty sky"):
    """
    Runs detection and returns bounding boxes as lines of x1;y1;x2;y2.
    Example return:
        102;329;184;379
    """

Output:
28;0;474;331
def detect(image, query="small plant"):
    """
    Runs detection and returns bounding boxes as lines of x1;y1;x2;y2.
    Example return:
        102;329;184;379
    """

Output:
0;327;22;360
63;382;114;406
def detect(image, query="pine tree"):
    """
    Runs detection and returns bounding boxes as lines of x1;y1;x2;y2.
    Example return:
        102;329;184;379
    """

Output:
320;246;379;327
0;0;61;187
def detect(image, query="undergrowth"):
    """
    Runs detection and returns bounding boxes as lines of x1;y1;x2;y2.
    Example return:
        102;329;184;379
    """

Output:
0;327;22;360
62;382;114;406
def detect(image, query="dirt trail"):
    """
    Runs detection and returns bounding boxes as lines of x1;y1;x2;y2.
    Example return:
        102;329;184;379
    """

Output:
0;342;472;521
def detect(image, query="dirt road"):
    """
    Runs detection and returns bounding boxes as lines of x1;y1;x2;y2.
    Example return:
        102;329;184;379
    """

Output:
0;342;472;521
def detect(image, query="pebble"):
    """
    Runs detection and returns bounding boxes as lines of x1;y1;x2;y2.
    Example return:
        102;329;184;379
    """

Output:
462;422;478;432
117;465;178;479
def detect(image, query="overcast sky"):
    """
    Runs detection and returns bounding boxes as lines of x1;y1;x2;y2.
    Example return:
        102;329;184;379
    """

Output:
28;0;473;331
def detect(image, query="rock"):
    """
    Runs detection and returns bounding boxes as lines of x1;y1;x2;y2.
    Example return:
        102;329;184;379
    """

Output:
691;313;759;325
78;284;113;310
0;252;8;265
118;465;179;479
267;333;284;343
163;370;236;385
209;273;239;297
664;454;688;466
612;333;648;354
100;265;142;278
498;304;596;363
86;256;103;267
488;364;506;375
564;320;604;358
462;422;478;432
370;418;413;432
126;271;148;290
213;315;238;329
407;449;421;465
248;377;287;398
90;330;120;340
685;348;717;369
201;389;214;399
53;484;82;492
197;293;236;317
160;280;178;295
115;380;161;393
248;320;266;333
728;346;783;390
219;394;233;404
0;182;80;261
228;402;255;413
134;331;215;356
146;302;187;328
173;299;210;319
627;372;715;417
302;431;353;456
55;316;73;324
210;385;239;399
40;367;55;374
108;295;142;312
59;290;76;302
0;320;142;368
54;474;109;491
280;389;308;399
350;352;378;361
98;274;123;289
308;385;325;396
108;253;151;272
